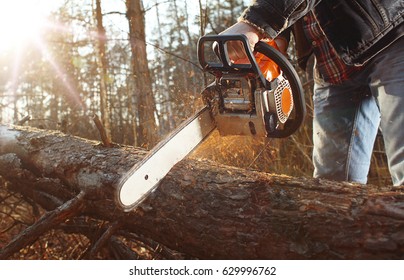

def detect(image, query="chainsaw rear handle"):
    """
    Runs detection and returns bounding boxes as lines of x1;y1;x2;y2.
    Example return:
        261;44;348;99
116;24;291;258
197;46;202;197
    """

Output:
197;34;306;138
198;34;268;88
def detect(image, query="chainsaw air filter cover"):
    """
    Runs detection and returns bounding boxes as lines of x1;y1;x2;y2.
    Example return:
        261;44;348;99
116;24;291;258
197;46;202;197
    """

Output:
265;75;293;124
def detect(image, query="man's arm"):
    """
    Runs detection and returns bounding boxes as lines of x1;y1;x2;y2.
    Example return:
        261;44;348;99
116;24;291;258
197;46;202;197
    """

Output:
240;0;317;38
219;0;315;60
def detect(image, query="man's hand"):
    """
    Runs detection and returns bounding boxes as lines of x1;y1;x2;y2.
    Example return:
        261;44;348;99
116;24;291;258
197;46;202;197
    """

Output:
219;21;288;61
219;21;263;61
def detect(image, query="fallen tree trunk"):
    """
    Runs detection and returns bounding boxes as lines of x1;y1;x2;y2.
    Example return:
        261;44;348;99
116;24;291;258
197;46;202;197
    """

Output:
0;124;404;259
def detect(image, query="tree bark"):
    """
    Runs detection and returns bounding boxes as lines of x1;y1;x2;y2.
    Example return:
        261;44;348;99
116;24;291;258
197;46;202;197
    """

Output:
0;124;404;259
126;0;158;148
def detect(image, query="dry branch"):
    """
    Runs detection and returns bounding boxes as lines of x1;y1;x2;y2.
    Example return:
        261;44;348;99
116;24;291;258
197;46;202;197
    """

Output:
93;114;112;148
1;124;404;259
0;191;86;259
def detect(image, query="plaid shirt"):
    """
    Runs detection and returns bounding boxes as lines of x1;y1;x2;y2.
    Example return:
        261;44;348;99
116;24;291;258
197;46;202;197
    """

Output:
303;12;362;84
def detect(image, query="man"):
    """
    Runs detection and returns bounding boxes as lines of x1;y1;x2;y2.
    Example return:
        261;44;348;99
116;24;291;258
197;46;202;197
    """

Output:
221;1;403;186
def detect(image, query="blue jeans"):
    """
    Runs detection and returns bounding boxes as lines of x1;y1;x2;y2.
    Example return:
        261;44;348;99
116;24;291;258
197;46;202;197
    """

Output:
312;37;404;186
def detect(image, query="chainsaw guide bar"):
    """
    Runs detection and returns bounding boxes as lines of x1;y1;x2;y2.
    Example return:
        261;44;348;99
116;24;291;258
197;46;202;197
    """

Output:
117;106;215;211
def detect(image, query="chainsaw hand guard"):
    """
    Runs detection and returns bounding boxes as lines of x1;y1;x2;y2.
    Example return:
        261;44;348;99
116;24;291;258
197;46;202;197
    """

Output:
198;34;306;138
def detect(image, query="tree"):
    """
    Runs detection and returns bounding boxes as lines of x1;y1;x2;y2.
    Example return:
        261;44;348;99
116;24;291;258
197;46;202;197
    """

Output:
126;0;158;148
94;0;112;141
149;0;175;135
1;124;403;259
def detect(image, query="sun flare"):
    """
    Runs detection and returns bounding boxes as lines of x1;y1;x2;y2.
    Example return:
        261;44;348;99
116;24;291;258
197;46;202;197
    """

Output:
0;1;55;51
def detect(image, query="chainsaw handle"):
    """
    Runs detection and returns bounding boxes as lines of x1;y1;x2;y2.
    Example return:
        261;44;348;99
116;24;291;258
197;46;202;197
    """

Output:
198;34;268;87
254;41;306;138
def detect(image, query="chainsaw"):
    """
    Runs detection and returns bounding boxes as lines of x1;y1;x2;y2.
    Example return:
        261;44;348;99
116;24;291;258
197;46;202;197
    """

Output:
117;34;306;211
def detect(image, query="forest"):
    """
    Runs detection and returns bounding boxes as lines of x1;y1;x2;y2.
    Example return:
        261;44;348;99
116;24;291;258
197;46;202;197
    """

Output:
0;0;399;260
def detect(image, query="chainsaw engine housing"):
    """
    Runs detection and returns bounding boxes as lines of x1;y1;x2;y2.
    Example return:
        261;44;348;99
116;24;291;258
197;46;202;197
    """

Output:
205;73;293;137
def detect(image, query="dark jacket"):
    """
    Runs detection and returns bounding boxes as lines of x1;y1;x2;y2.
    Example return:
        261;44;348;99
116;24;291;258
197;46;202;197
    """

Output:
241;0;403;66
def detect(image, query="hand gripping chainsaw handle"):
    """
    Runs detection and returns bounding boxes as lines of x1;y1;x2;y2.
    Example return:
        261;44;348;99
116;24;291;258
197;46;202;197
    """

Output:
198;34;306;138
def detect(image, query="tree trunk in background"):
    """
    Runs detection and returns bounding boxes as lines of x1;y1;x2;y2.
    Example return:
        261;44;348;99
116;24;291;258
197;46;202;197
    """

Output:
154;0;175;134
126;0;157;149
182;1;199;111
172;0;192;117
199;0;209;87
94;0;112;141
